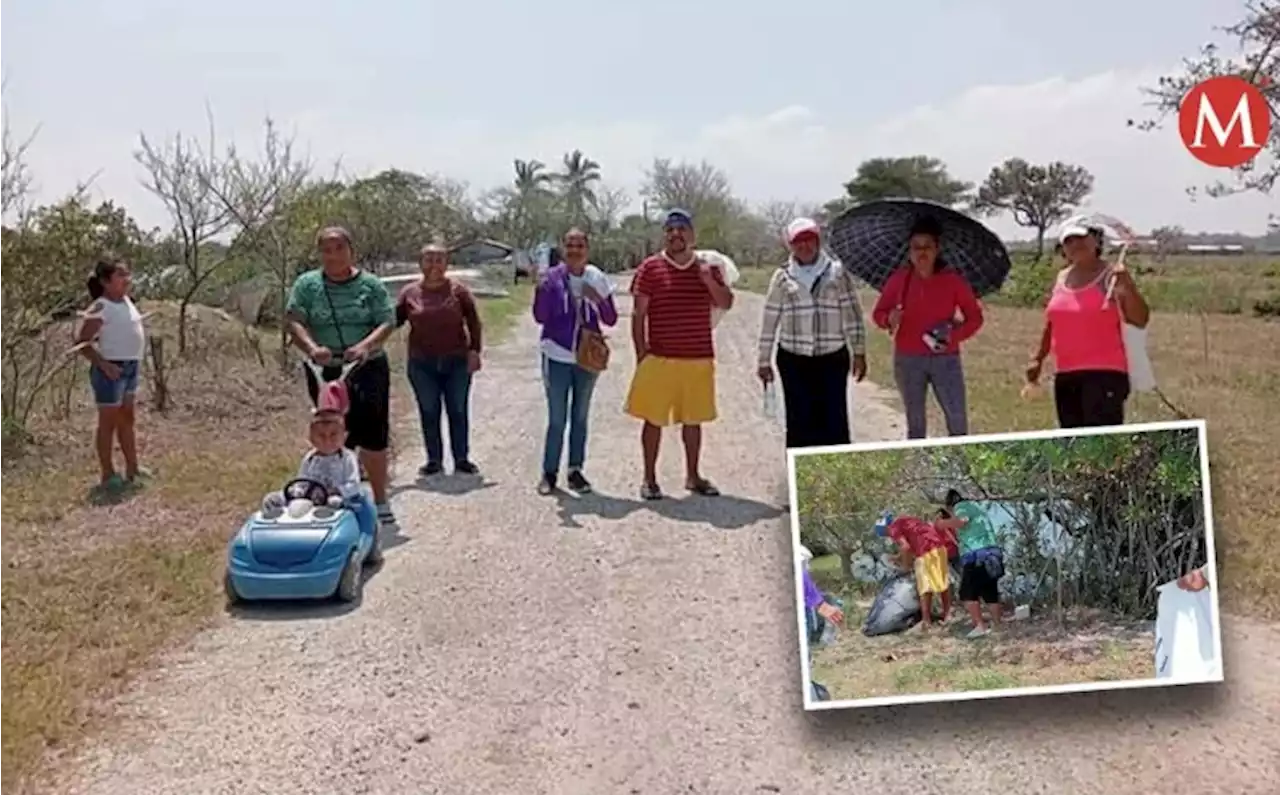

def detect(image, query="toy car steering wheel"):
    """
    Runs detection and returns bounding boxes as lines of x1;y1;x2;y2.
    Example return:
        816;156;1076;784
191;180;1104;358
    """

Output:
282;478;331;506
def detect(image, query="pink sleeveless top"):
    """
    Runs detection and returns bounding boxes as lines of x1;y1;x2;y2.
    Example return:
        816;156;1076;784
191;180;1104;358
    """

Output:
1045;268;1127;374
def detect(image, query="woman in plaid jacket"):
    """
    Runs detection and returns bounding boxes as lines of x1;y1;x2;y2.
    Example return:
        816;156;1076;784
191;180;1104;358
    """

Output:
756;217;868;448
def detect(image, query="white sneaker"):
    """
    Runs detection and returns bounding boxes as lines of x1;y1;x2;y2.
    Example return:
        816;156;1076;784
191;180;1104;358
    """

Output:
966;626;991;640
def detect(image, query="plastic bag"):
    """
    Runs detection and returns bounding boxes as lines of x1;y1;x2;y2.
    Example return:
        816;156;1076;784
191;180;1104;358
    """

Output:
1122;323;1157;392
762;381;779;419
1153;580;1220;681
696;249;740;328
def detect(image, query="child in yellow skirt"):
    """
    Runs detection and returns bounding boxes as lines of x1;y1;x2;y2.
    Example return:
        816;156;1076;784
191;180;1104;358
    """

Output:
880;514;953;628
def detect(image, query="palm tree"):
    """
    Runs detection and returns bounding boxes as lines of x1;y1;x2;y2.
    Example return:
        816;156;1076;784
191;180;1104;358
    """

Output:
508;159;554;246
555;149;601;229
513;159;552;198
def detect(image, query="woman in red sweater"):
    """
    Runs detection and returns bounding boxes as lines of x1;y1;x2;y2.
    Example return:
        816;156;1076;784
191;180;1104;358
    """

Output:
871;217;984;439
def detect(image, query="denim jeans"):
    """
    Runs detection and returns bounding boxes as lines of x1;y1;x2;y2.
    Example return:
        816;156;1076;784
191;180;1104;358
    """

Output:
541;356;598;476
406;355;472;465
347;488;378;539
892;353;969;439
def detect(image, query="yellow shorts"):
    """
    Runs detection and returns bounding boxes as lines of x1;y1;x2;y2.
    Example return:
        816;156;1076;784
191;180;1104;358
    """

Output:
914;547;950;595
625;355;717;427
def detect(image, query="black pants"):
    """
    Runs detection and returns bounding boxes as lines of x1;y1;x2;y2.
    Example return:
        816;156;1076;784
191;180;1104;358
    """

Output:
304;355;392;452
776;346;851;449
1054;369;1130;429
959;562;1001;604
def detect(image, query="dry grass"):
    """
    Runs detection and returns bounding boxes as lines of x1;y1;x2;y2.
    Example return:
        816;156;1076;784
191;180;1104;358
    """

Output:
810;600;1153;701
0;285;531;794
736;264;1280;618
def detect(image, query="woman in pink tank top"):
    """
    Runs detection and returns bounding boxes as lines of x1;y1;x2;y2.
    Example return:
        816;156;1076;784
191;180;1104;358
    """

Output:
1025;222;1149;428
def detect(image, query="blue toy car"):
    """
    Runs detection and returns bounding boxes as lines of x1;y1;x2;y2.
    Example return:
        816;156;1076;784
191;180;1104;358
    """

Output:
224;478;382;605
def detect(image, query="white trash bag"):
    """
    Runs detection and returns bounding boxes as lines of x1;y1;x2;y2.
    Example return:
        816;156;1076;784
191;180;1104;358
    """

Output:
696;249;740;328
1153;580;1221;681
1120;323;1157;392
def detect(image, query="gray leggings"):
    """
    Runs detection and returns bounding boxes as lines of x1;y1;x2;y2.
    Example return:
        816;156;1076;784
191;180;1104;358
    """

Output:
893;353;969;439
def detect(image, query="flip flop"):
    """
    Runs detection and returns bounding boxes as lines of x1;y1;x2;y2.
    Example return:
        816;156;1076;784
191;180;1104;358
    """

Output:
686;478;720;497
640;482;664;501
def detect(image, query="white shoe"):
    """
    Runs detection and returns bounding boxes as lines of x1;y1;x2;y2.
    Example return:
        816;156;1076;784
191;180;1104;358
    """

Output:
966;626;991;639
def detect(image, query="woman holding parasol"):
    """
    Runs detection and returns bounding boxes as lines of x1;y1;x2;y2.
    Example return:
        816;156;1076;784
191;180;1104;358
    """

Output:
827;200;1007;440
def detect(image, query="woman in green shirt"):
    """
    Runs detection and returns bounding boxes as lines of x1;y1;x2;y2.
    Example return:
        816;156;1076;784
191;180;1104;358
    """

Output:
938;488;1005;638
286;226;398;524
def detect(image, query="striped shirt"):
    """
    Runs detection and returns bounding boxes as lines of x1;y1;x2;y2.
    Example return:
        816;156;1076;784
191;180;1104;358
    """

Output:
631;254;724;359
287;269;394;357
757;258;867;368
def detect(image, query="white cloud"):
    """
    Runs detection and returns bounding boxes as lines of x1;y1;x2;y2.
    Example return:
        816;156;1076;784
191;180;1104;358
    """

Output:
19;67;1276;237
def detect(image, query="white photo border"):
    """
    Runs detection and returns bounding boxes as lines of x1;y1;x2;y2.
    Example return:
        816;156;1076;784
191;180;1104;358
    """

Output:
788;418;1224;712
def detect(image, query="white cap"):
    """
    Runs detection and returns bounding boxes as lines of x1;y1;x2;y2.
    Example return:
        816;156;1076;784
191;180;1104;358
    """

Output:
785;217;821;243
1057;221;1094;244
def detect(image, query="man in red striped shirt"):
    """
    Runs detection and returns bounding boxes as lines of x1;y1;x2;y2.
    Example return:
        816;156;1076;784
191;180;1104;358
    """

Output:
625;209;734;501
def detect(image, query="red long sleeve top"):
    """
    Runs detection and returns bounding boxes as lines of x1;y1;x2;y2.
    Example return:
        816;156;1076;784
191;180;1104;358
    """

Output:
871;266;984;356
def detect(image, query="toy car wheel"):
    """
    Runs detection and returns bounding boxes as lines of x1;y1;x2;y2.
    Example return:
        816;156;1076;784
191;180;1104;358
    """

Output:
224;571;246;608
366;529;384;566
335;550;363;603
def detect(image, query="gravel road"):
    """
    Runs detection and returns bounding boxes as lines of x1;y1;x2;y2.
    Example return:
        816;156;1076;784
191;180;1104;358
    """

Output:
59;288;1279;794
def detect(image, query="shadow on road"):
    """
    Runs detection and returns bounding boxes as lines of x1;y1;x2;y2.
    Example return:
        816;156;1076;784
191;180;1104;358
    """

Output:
552;488;785;530
389;473;499;498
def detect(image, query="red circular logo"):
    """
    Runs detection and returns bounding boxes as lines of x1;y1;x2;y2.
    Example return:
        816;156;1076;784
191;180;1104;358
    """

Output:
1178;76;1272;168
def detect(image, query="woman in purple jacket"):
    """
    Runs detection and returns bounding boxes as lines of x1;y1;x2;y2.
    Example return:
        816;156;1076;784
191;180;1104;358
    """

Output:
531;228;619;495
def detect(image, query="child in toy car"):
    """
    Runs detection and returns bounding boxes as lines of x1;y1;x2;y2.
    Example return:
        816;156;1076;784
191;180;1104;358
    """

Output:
261;404;381;553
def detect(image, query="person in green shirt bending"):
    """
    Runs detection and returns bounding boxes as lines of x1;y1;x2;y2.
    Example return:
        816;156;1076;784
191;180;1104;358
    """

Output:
286;226;398;525
936;488;1005;638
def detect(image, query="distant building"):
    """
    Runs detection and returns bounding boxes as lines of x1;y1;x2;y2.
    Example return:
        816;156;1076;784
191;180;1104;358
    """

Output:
1185;244;1246;255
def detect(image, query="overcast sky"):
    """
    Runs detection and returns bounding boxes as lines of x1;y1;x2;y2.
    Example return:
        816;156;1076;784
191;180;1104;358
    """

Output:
2;0;1274;237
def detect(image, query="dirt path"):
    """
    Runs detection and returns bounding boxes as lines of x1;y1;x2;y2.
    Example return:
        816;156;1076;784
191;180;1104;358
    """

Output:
58;289;1279;794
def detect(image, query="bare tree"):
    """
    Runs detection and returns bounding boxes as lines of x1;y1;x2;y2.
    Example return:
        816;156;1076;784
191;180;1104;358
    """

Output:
641;158;734;215
589;184;630;231
135;111;235;353
757;199;799;243
2;82;39;220
201;118;314;363
1150;225;1186;261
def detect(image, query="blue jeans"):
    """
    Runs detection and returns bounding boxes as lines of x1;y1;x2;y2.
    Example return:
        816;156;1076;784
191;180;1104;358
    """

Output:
89;360;141;407
348;489;378;539
541;356;598;476
406;355;472;465
892;353;969;439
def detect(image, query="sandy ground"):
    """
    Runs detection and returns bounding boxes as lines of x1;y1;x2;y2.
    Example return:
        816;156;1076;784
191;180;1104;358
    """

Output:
56;288;1280;794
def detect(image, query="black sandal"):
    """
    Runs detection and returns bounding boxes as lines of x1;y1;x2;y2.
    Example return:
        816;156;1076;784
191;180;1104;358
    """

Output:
640;482;664;501
686;478;720;497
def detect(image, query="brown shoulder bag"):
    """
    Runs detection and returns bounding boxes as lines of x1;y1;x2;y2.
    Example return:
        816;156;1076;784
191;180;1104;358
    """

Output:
574;285;610;373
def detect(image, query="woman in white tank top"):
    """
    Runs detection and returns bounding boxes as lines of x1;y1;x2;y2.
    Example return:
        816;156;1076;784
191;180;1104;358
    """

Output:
74;260;149;492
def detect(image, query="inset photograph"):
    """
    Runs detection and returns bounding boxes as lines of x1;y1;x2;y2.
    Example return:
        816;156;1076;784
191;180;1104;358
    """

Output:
790;420;1222;711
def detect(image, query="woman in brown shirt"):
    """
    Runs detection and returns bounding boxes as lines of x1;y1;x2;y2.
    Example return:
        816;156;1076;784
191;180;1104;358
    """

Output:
396;243;483;476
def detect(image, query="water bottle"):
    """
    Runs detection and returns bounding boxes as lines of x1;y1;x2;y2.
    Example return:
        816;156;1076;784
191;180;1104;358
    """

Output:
819;620;838;647
762;381;778;419
818;596;843;646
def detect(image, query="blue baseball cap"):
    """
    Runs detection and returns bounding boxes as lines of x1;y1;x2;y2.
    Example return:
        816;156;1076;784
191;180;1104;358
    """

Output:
874;511;895;537
662;208;694;228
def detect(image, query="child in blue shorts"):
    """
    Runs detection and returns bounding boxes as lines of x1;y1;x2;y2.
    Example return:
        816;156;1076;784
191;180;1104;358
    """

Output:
74;260;149;492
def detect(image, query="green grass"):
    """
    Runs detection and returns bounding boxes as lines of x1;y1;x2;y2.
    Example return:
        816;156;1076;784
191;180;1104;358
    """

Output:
810;600;1150;701
477;283;532;338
